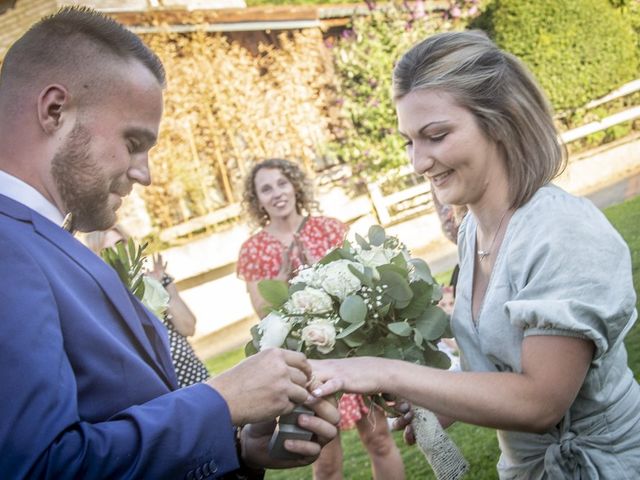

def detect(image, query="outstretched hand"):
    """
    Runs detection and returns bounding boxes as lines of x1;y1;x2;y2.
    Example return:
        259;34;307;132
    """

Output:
208;348;313;426
309;357;386;398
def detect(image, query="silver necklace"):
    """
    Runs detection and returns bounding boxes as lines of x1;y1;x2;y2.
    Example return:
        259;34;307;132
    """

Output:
477;210;509;262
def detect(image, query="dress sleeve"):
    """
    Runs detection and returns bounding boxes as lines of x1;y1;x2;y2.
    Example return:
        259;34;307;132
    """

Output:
237;235;260;281
237;233;283;281
504;192;637;361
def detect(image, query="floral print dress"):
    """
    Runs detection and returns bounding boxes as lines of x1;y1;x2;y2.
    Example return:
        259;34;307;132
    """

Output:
237;216;368;429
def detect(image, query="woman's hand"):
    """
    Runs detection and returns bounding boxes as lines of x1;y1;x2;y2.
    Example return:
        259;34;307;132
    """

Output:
147;253;167;281
309;357;389;398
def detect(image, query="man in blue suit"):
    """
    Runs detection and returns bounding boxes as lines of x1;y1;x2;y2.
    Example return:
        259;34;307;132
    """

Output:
0;7;338;479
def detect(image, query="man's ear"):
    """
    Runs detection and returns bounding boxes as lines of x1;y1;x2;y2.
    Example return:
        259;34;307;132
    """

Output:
37;84;71;134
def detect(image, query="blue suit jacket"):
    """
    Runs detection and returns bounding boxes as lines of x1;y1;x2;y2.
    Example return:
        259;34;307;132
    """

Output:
0;194;238;479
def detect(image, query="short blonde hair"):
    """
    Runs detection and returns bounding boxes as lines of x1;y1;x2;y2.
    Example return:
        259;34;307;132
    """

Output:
393;30;566;208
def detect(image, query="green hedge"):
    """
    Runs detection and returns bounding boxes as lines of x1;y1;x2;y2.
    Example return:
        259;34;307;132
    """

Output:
473;0;639;112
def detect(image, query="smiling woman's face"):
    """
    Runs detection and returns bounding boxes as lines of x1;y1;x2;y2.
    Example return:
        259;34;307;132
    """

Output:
254;168;297;221
396;88;508;210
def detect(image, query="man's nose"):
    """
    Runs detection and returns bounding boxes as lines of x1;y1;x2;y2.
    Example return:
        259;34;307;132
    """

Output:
128;155;151;186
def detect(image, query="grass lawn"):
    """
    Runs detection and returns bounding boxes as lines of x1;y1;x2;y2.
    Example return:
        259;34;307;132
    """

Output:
205;194;640;479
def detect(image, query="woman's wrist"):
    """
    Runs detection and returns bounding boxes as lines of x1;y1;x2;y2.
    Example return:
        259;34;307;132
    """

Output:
161;273;174;288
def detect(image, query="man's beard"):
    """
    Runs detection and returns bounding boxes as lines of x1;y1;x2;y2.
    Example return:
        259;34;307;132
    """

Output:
51;122;127;233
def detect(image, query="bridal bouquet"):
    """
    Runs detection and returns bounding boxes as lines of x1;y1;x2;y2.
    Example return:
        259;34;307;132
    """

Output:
246;225;452;369
247;226;468;478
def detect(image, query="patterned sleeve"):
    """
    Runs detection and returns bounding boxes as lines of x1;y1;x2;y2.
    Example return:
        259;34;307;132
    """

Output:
236;235;263;282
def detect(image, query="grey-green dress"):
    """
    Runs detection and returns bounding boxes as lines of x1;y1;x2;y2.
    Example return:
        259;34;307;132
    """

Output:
451;185;640;479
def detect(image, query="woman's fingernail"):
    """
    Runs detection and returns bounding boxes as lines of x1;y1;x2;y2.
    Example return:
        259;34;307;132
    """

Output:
312;388;322;396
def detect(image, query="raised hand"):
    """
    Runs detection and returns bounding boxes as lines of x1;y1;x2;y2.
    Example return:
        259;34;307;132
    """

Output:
239;396;340;469
208;348;313;426
147;253;167;281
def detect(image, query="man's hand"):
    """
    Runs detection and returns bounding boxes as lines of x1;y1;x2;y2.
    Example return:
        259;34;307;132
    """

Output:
240;396;340;469
208;349;313;426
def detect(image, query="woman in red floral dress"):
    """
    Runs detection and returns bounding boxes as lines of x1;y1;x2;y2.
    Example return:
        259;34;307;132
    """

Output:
237;158;404;480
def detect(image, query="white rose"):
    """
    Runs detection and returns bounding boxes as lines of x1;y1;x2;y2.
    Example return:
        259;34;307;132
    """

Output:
141;276;170;319
320;259;363;300
258;311;291;350
355;244;396;268
285;287;333;314
301;319;337;354
290;266;322;288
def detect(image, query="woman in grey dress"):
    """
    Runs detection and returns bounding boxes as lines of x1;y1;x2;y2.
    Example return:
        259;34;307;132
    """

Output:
311;31;640;478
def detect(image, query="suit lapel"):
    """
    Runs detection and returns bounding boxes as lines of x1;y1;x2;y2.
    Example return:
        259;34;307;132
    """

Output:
0;195;177;389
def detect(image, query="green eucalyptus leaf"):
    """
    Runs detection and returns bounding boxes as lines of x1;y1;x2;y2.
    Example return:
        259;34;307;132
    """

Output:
289;282;307;294
244;340;258;357
408;258;435;284
355;233;370;250
337;320;366;340
326;340;352;358
379;269;413;308
339;295;368;324
356;342;385;356
377;263;408;277
348;264;373;288
245;324;260;356
404;345;427;364
285;337;302;351
388;321;412;336
415;305;449;341
391;252;407;269
368;225;386;246
257;279;289;307
431;283;443;302
338;246;355;261
398;281;433;319
378;302;391;317
318;247;343;265
413;328;424;350
383;345;404;360
423;348;452;370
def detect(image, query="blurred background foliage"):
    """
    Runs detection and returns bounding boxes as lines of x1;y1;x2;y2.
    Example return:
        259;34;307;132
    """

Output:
130;0;638;240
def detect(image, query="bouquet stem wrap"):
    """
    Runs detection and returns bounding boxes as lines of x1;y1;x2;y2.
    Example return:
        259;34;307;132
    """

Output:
411;407;469;479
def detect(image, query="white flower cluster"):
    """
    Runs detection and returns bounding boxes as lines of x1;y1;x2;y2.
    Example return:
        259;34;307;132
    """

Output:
354;243;408;268
291;259;363;301
285;287;333;315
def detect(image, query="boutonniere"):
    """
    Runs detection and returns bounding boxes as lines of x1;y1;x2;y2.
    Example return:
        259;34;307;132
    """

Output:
101;239;169;319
